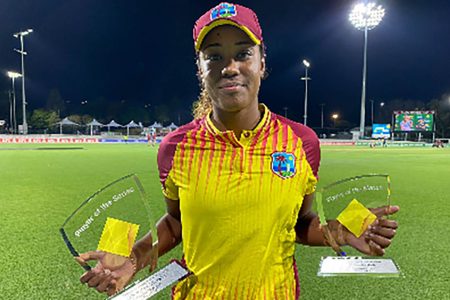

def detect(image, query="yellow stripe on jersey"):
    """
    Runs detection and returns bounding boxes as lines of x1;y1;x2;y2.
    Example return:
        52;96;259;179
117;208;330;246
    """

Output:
158;104;319;299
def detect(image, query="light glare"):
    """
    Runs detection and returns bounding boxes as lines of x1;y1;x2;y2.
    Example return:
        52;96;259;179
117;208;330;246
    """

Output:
7;71;22;79
13;29;34;38
349;2;385;30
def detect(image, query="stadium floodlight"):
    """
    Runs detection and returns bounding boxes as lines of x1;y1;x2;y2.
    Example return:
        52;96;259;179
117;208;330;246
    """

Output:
7;71;22;134
302;59;310;68
13;29;33;38
7;71;22;79
349;2;385;138
332;113;339;128
301;59;311;126
13;28;33;135
349;3;385;30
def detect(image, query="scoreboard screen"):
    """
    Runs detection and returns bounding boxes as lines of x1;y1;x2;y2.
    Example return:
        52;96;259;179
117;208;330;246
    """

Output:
372;124;391;138
394;111;434;132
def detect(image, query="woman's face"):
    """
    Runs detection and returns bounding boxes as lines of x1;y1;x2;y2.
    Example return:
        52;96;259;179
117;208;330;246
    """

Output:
197;25;265;113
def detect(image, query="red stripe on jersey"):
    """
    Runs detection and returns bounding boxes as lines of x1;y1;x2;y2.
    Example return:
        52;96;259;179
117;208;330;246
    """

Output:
223;131;237;147
194;127;207;194
179;138;186;174
292;134;298;154
204;130;216;199
282;123;288;152
275;114;320;179
247;122;265;178
214;135;228;199
259;123;271;190
226;146;238;193
187;128;198;183
272;119;279;153
157;120;199;189
269;120;280;194
239;147;244;173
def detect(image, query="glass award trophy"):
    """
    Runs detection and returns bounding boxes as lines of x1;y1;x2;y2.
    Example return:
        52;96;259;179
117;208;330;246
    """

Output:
315;174;400;277
60;174;188;299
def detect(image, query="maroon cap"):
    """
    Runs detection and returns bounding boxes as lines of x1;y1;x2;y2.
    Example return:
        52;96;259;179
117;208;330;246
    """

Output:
193;2;263;51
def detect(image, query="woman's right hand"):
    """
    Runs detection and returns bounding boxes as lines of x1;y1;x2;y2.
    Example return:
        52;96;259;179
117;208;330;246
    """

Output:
76;251;136;296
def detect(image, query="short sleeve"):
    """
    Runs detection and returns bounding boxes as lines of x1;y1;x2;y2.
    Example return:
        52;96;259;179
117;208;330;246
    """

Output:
276;114;321;179
157;119;199;201
162;172;179;200
304;166;317;195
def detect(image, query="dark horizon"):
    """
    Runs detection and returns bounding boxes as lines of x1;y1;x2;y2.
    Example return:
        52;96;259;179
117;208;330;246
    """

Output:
1;0;449;128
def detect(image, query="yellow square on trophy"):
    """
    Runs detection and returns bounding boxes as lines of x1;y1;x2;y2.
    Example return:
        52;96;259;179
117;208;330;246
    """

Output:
336;199;377;238
97;217;140;257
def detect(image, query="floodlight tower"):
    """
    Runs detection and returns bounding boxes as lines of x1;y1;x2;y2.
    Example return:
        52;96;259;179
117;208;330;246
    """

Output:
13;28;33;134
349;2;384;138
7;71;22;134
370;99;374;125
301;59;311;126
320;103;325;129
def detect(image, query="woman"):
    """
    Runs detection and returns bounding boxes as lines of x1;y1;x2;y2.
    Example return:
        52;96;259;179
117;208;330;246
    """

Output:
78;3;399;299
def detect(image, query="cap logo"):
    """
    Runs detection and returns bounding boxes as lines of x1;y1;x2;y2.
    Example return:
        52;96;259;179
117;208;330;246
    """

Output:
210;3;237;20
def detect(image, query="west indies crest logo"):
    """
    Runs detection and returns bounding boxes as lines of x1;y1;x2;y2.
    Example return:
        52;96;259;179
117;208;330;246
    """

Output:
271;152;296;179
210;3;237;20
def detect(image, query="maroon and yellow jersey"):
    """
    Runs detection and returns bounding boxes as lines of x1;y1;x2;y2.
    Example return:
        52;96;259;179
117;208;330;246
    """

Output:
158;104;320;299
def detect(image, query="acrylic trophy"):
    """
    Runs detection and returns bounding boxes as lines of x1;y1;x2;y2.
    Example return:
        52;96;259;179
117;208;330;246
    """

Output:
60;174;188;299
315;174;400;277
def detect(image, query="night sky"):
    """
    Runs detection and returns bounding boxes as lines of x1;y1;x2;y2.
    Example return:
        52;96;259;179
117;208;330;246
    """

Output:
1;0;449;127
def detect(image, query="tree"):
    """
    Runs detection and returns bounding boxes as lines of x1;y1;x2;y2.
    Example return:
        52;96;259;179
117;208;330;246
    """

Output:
67;114;82;125
429;94;450;137
29;109;60;132
46;89;66;116
81;114;94;124
66;114;93;125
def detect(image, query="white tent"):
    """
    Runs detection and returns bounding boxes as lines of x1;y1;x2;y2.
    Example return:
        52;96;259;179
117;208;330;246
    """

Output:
104;120;123;133
125;120;140;136
167;122;178;131
86;119;104;136
56;117;79;134
149;121;163;129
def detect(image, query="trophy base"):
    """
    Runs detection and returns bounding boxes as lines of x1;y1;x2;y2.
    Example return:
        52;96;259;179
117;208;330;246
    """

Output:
110;261;189;299
317;256;400;277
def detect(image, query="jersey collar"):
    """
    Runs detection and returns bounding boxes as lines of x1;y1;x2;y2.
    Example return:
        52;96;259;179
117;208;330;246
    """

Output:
205;103;271;138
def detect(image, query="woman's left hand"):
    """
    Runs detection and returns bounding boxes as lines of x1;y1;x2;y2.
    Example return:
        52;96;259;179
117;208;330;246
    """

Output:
345;205;400;256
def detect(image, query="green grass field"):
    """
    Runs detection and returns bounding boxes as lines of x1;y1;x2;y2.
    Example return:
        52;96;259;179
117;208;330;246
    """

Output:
1;144;449;299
